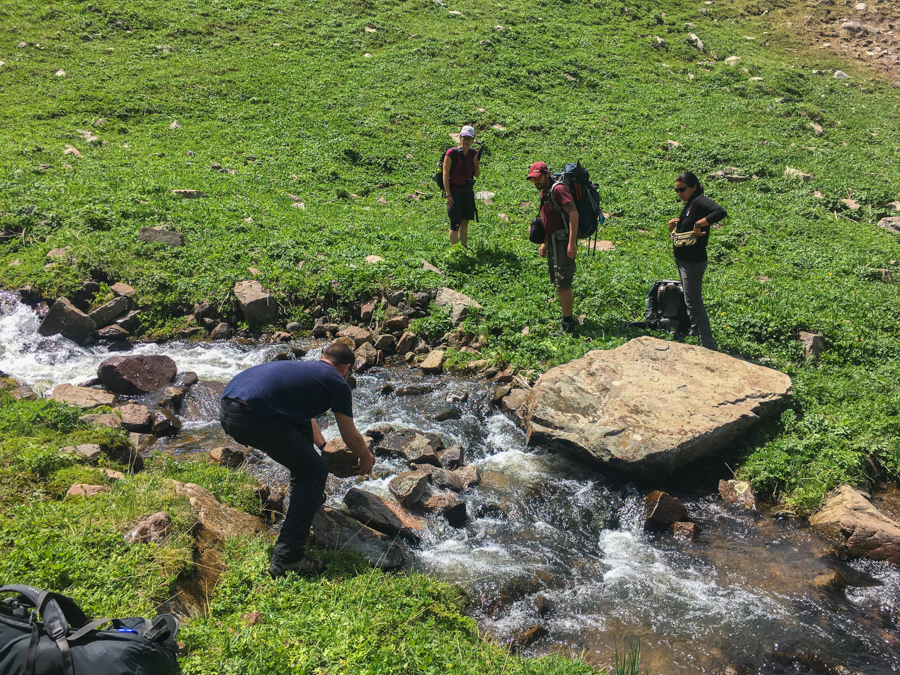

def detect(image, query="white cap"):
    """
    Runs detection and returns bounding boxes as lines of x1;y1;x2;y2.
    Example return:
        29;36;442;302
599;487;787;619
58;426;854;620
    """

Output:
460;125;475;138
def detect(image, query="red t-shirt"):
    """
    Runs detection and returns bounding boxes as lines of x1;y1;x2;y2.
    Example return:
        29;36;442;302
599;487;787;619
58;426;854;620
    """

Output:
446;147;476;189
540;183;574;235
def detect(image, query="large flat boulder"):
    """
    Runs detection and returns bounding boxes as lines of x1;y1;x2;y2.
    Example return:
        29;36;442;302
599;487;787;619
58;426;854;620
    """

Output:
97;355;177;395
524;337;792;477
39;298;96;344
310;506;406;569
809;484;900;566
234;280;277;325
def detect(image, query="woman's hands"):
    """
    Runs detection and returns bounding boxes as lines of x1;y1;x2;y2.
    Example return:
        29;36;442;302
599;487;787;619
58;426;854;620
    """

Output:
668;218;678;233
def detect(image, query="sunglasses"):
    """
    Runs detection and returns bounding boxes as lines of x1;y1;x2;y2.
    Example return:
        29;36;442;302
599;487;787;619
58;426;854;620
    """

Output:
674;187;690;193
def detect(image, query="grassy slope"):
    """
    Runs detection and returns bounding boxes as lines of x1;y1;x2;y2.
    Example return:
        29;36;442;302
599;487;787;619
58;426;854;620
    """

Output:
0;0;898;606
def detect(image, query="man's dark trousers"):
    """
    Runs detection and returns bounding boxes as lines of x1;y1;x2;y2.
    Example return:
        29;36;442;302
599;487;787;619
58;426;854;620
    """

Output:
219;398;328;564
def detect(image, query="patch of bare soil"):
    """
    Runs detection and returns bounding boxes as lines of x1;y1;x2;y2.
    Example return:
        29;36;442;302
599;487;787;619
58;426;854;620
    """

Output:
779;1;900;81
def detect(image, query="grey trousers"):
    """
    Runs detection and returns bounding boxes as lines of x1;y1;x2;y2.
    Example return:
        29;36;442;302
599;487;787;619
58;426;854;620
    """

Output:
676;259;717;351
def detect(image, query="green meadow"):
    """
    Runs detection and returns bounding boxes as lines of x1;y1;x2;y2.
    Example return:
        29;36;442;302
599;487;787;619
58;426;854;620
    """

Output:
2;0;900;670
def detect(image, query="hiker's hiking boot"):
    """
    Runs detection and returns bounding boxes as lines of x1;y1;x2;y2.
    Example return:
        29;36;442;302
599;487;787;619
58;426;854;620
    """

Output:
552;318;577;337
269;556;325;579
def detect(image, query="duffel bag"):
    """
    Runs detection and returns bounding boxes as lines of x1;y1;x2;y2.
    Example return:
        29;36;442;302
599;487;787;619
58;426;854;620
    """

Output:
0;584;179;675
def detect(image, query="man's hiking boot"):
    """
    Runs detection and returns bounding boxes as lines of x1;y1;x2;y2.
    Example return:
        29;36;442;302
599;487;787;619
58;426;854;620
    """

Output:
552;318;577;337
269;556;325;579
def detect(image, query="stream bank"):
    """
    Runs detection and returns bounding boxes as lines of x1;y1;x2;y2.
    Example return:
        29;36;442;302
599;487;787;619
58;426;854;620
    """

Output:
2;293;899;674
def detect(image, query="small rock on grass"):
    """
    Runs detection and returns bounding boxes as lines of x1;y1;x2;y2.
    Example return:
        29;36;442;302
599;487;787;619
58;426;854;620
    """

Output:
209;446;246;469
66;484;110;497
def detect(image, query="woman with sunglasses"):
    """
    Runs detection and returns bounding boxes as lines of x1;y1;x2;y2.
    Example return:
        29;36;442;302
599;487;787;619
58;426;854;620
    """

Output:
667;171;727;350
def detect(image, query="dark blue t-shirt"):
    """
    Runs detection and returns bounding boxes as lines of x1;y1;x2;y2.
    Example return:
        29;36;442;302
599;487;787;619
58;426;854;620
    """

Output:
222;360;353;423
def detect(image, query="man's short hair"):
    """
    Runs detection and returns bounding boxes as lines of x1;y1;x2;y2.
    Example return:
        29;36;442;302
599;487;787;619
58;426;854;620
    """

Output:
323;342;355;365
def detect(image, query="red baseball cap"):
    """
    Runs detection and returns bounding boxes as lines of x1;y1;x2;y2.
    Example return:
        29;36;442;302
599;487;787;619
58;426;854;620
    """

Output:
527;161;549;178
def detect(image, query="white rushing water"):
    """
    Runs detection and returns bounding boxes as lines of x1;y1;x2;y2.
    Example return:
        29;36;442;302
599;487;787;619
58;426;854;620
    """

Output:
3;292;900;674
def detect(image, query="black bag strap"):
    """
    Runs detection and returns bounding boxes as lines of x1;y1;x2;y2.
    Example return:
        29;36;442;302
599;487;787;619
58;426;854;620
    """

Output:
26;621;40;675
144;614;179;642
66;617;112;643
0;585;89;628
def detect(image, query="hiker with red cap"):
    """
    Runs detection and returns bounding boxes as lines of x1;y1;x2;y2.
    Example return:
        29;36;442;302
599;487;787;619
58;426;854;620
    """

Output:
528;161;579;334
442;125;481;248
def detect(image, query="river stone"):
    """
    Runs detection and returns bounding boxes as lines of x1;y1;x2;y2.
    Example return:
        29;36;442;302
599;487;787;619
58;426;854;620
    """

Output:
338;325;375;347
88;296;129;328
719;480;758;510
59;444;103;462
311;506;405;569
116;403;153;432
437;443;464;469
524;337;792;477
321;438;360;478
434;287;482;325
209;446;246;469
430;467;463;492
106;443;145;472
419;350;445;374
98;355;177;395
396;331;418;353
343;487;418;541
389;469;431;506
434;408;462;422
39;298;96;344
124;512;173;544
129;433;157;452
94;325;130;339
502;389;529;427
453;464;480;490
51;384;116;408
79;413;121;429
150;408;181;436
644;491;689;530
138;227;184;247
234;280;278;325
354;342;377;373
809;485;900;566
671;521;703;540
374;334;396;352
66;484;110;497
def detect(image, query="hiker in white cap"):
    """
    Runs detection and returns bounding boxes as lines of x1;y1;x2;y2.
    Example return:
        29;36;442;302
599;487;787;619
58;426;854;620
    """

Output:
442;125;481;248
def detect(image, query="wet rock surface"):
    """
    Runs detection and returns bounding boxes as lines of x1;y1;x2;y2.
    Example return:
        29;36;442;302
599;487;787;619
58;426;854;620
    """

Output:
525;337;793;477
98;355;177;395
810;484;900;565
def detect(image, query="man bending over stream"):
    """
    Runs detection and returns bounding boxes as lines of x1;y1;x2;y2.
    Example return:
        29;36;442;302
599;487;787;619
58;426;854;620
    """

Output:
219;342;376;578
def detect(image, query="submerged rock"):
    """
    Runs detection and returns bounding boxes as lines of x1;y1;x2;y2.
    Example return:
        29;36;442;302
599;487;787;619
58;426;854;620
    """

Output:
525;337;792;477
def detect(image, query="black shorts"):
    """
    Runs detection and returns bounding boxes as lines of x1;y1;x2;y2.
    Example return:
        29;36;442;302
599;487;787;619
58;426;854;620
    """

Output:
447;189;476;228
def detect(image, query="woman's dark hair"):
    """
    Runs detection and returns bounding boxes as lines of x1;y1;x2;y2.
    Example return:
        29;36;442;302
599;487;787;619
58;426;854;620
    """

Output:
676;171;704;221
323;342;355;365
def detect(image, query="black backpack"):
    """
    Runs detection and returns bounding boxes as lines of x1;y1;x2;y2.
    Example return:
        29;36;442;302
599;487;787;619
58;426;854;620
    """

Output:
543;162;605;251
0;584;180;675
627;280;692;333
